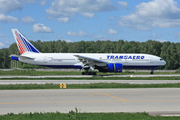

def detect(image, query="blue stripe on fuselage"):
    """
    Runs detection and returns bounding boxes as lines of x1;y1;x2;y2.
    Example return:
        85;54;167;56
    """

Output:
123;65;160;69
40;65;160;70
40;65;83;69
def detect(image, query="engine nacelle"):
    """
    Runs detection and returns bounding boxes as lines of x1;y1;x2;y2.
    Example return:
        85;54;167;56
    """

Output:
107;63;123;72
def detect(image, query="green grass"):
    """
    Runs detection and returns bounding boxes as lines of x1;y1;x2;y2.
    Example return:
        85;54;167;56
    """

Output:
0;69;82;76
0;69;179;76
68;83;180;89
0;111;179;120
1;83;180;90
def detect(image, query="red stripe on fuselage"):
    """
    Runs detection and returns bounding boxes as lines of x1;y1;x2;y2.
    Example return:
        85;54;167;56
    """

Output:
15;32;26;54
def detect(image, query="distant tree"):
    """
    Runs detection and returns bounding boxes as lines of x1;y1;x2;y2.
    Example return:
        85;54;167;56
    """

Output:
175;43;180;69
139;40;162;56
160;42;178;69
100;40;115;53
8;43;19;55
0;48;10;68
114;40;124;53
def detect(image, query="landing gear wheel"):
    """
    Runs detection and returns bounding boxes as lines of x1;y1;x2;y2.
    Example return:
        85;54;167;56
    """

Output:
150;71;154;75
85;72;89;75
82;72;96;75
89;72;93;75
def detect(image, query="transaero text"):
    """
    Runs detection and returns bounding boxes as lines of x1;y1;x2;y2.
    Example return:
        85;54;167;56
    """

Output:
107;55;145;59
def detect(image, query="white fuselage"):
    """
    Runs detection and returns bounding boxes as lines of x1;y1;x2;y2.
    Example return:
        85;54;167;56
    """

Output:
11;29;166;71
19;53;166;70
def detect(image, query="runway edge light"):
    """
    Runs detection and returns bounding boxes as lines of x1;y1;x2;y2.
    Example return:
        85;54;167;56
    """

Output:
60;83;66;89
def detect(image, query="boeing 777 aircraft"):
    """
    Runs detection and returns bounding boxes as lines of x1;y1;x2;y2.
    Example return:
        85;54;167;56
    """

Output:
11;29;166;75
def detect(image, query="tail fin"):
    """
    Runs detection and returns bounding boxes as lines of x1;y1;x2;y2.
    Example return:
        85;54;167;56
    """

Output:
11;29;40;55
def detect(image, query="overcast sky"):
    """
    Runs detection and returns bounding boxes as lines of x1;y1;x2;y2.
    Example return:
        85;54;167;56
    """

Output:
0;0;180;48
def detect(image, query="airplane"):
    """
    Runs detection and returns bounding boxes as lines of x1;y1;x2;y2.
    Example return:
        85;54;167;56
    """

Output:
10;29;166;75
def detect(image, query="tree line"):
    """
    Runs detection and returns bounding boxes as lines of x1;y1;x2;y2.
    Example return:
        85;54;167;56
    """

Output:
0;39;179;70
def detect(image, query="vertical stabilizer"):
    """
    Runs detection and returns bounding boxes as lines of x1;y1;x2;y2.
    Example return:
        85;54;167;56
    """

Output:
11;29;40;55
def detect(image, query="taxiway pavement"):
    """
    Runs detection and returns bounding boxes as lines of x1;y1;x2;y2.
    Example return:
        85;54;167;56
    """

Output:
0;74;180;78
0;80;180;85
0;88;180;115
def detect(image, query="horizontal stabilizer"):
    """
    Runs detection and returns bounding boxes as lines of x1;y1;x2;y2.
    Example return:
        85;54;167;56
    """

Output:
10;54;34;61
11;56;19;61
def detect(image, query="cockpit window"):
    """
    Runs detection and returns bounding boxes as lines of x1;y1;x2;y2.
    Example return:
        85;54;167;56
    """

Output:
160;59;163;61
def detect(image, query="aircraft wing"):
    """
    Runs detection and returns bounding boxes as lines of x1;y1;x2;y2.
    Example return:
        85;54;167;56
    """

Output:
74;55;107;67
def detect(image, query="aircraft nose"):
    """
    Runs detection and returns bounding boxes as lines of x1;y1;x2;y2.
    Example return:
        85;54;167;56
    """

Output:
163;60;166;65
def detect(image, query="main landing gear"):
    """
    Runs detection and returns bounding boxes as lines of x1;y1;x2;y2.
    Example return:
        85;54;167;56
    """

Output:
82;71;96;75
81;66;96;75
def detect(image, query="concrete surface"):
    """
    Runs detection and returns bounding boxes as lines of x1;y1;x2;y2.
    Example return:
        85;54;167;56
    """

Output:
0;88;180;115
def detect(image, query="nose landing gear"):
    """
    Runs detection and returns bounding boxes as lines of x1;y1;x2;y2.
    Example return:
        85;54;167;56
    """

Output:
150;70;154;74
150;68;156;74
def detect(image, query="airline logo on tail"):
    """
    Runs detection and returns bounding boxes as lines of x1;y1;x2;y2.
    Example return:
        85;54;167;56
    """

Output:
12;29;40;55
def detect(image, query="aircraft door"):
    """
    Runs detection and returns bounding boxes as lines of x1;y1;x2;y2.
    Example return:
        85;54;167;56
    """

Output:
150;57;153;63
44;56;48;63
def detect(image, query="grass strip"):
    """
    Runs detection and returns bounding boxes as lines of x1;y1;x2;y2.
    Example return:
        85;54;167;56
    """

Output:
0;69;179;76
1;83;180;90
0;76;180;80
0;111;179;120
68;83;180;89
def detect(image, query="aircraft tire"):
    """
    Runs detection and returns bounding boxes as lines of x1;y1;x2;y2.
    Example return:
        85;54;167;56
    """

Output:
82;72;96;75
89;72;93;75
84;72;88;75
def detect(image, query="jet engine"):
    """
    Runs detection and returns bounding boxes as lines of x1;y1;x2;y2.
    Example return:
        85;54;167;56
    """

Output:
107;63;123;72
96;63;123;72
